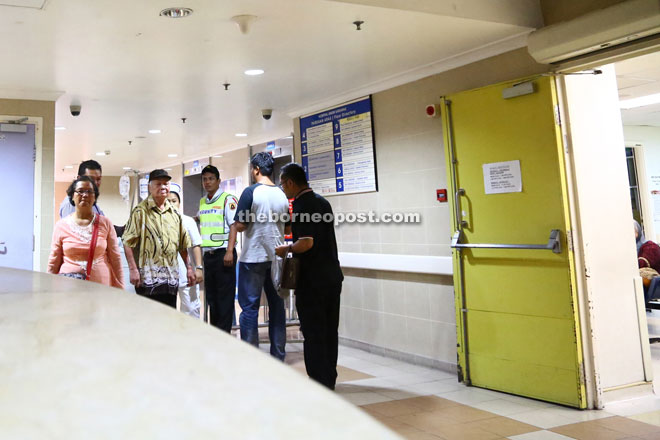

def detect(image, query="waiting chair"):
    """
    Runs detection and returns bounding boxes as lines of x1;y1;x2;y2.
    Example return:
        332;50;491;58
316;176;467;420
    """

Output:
645;277;660;344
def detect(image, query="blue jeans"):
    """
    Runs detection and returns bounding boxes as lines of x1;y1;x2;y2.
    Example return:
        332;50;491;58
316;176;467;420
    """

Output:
238;261;286;360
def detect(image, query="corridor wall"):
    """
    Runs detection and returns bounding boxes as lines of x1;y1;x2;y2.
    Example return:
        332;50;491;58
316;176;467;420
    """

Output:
294;48;548;369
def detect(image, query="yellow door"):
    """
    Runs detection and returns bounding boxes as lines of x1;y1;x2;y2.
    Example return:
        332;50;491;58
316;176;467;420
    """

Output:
442;76;586;408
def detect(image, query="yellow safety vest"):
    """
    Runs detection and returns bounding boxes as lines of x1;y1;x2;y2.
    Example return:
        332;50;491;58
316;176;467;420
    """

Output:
199;192;230;248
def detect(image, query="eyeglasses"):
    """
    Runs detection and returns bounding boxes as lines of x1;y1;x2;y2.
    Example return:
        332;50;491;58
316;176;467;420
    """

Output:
74;190;95;196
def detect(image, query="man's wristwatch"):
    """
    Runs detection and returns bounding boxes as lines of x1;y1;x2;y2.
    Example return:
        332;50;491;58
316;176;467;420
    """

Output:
195;265;203;270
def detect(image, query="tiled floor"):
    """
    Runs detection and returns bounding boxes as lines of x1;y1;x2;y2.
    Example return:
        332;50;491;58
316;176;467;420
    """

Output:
324;343;660;439
243;310;660;439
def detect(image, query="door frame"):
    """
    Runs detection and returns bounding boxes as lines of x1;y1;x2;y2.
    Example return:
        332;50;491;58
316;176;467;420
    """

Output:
0;115;43;271
553;78;601;409
555;71;654;408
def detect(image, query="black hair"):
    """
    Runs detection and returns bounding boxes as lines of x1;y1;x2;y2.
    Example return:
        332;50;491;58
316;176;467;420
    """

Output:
280;162;308;186
77;160;102;177
250;152;274;177
169;191;181;203
66;176;99;206
201;165;220;180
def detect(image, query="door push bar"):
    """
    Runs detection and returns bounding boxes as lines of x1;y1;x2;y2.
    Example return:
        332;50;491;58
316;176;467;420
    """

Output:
450;229;562;254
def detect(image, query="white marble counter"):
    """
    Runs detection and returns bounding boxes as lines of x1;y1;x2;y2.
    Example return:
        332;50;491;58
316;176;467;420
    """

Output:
0;268;398;439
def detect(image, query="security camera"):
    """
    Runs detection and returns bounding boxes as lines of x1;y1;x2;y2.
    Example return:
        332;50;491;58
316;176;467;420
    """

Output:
70;105;82;117
261;109;272;120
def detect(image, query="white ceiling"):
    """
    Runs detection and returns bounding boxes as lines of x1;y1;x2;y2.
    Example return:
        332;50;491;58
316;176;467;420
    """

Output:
616;51;660;127
0;0;539;179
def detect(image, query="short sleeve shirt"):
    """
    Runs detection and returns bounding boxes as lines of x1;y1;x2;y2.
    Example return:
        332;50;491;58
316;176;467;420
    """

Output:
199;188;238;251
291;190;343;290
235;183;289;263
123;196;191;291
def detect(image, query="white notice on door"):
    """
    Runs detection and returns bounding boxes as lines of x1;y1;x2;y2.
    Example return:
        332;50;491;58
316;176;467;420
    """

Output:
483;160;522;194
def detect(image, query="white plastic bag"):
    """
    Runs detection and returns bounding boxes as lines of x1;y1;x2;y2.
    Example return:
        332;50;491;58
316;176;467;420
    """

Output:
271;255;283;291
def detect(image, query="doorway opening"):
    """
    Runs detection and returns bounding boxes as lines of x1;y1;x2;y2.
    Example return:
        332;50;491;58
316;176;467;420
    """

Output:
616;50;660;392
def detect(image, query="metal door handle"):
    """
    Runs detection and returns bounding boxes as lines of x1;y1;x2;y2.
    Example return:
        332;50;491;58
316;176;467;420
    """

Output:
451;229;562;254
454;188;467;228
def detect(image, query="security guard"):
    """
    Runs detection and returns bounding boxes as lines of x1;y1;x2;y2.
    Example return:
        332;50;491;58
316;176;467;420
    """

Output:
199;164;238;333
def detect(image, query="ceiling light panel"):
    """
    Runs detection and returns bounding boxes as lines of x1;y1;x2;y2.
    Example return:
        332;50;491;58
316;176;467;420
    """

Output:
620;92;660;109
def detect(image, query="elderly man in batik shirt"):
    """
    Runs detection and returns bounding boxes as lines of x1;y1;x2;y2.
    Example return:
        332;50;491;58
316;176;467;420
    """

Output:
123;169;195;308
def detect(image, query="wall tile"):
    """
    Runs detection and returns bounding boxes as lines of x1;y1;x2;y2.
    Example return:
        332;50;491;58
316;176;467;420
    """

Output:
383;314;408;352
328;196;341;212
379;223;404;245
342;306;365;342
363;310;386;346
405;317;433;358
361;276;382;312
429;284;456;324
377;176;400;212
342;276;363;309
357;192;379;212
395;171;427;210
428;244;451;257
338;306;348;334
339;222;360;243
398;134;440;173
403;243;429;256
424;206;452;245
359;222;380;244
431;322;458;363
404;282;431;320
338;242;361;253
381;279;406;315
360;242;382;254
341;194;359;212
333;223;343;243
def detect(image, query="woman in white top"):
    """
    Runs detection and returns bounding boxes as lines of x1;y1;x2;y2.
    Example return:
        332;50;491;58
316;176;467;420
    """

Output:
168;187;203;318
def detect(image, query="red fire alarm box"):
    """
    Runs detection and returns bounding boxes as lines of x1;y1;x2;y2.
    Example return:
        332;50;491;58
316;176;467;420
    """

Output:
437;189;447;202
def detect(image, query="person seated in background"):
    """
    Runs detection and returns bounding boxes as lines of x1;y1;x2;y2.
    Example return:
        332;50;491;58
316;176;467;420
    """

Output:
635;221;660;304
48;176;124;288
635;220;660;274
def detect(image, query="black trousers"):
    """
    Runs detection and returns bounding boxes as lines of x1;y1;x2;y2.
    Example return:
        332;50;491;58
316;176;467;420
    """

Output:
136;291;177;308
295;284;342;390
203;248;237;333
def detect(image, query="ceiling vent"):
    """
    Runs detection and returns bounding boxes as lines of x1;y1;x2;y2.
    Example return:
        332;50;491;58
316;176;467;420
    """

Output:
527;0;660;64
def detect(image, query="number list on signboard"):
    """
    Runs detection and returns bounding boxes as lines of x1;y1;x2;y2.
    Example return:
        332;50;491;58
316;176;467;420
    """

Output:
299;96;377;196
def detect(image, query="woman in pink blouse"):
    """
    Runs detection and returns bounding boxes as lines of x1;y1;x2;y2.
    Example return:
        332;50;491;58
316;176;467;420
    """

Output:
48;176;124;288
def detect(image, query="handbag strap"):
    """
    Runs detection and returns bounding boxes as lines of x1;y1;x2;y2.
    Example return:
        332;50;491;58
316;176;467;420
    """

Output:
86;215;100;280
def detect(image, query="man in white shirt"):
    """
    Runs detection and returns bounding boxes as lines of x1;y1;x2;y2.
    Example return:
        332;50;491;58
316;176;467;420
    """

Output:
168;184;204;318
59;160;104;218
234;152;290;360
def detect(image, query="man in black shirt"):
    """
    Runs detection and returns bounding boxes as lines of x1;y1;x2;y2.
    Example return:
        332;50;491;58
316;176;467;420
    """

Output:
276;163;343;390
